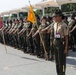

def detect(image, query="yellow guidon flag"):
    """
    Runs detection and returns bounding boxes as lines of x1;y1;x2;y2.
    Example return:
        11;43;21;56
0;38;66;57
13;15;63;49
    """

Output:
27;5;35;24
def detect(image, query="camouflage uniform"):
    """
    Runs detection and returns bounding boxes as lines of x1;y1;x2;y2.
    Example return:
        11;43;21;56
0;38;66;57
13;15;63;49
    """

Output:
68;19;76;51
26;22;34;53
12;23;19;48
32;21;41;56
17;23;24;49
39;23;50;59
18;22;27;52
49;22;54;59
5;23;12;45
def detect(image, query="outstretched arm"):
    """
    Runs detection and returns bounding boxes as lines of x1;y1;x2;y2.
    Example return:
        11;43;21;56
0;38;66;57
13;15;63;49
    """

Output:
41;25;50;32
70;25;76;32
32;29;40;38
28;29;33;37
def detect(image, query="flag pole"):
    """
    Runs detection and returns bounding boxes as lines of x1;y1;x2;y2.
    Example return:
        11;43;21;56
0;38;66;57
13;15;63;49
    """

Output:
2;29;7;53
28;1;48;60
35;22;48;60
0;17;7;53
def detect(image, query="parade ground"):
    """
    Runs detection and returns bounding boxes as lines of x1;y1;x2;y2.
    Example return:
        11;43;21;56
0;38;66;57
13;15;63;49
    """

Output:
0;44;76;75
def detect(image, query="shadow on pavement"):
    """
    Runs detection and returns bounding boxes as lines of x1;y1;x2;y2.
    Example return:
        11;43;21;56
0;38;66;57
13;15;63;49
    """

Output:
66;51;76;68
69;51;76;57
7;52;45;62
21;57;44;62
66;58;76;66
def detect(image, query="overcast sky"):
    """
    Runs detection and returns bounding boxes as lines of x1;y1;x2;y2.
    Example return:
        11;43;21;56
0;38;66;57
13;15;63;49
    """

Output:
0;0;42;12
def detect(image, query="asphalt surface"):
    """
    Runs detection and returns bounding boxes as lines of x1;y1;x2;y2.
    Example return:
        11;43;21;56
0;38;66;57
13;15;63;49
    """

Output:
0;44;76;75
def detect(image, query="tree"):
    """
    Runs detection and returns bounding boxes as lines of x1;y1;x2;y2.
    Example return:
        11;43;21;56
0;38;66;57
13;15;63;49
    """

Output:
61;3;76;12
35;3;76;16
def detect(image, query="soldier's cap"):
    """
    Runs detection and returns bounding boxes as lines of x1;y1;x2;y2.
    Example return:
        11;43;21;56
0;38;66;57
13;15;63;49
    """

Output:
70;13;75;17
41;16;47;20
13;19;15;22
20;18;23;21
35;14;40;20
47;16;52;20
52;9;63;17
19;18;23;22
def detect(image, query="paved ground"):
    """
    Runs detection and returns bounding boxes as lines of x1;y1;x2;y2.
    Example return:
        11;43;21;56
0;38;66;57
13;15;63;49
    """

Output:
0;43;76;75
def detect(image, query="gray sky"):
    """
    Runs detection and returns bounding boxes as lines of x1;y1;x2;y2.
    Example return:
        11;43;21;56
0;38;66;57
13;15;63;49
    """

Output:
0;0;42;12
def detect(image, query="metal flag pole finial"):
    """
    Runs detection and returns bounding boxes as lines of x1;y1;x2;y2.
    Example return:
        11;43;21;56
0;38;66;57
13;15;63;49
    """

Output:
28;0;31;5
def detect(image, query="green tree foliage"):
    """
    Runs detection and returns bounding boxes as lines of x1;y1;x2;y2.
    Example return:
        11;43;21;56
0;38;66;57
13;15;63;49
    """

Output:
11;14;17;18
35;10;43;16
45;7;59;14
35;3;76;16
19;12;28;18
62;3;76;12
11;12;28;19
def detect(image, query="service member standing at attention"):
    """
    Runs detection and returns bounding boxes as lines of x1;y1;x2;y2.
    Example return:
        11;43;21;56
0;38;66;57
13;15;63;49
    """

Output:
68;14;76;51
52;10;68;75
33;16;50;60
28;15;41;57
